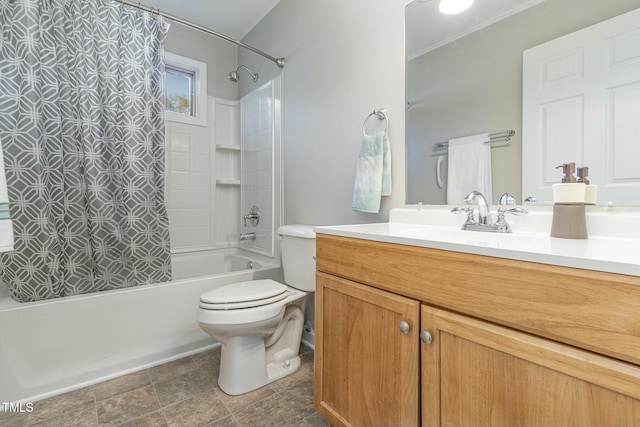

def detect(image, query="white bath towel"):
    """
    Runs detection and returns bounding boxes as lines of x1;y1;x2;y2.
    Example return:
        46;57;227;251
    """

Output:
0;137;14;252
352;133;392;213
446;133;492;205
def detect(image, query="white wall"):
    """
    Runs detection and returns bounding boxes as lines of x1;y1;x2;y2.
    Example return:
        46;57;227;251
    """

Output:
165;22;239;100
239;0;408;226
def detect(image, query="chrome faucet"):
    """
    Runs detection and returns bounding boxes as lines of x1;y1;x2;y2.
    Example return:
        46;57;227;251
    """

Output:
240;232;256;241
451;191;528;233
464;190;490;224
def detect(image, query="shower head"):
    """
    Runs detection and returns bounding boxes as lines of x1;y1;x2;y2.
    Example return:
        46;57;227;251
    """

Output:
228;65;258;83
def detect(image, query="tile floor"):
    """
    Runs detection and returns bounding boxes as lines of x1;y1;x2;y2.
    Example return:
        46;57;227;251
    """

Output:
0;345;327;427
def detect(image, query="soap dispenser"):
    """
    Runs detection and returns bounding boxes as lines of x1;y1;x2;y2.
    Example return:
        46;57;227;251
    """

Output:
557;162;577;183
577;166;598;205
550;162;588;239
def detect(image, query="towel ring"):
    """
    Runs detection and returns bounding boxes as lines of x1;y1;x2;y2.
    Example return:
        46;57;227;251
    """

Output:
362;108;388;136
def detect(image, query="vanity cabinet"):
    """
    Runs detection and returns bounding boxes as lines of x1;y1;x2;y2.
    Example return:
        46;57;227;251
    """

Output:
314;233;640;427
315;272;420;426
422;305;640;426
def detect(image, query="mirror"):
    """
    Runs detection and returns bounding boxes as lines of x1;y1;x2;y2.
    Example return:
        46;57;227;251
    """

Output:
405;0;640;205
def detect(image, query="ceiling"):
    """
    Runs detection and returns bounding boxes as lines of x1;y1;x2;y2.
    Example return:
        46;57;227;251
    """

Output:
406;0;544;60
138;0;281;40
135;1;545;60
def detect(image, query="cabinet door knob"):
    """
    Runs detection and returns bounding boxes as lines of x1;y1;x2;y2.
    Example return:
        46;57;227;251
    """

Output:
399;321;410;334
420;330;433;345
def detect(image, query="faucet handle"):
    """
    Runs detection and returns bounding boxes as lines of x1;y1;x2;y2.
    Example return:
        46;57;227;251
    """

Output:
504;207;528;216
243;205;260;227
496;207;528;225
499;193;517;206
450;206;471;214
451;206;476;225
494;206;528;233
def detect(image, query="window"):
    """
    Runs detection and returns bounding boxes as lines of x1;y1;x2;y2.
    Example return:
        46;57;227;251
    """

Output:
164;52;207;126
166;65;195;116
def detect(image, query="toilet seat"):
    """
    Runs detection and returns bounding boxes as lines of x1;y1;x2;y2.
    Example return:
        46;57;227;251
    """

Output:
199;279;289;310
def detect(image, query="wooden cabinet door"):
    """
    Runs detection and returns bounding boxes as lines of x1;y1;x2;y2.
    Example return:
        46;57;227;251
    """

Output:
315;272;420;427
421;305;640;426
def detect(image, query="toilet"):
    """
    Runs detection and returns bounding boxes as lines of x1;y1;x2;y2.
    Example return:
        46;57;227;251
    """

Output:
197;224;316;395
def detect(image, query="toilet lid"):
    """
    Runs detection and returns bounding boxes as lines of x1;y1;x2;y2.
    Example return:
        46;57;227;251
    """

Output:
199;279;289;310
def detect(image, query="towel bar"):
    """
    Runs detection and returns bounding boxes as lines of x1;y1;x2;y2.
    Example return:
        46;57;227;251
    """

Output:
433;130;515;153
362;108;388;136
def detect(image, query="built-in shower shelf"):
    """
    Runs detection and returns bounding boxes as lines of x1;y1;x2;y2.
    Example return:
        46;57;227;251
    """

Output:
216;144;241;151
216;179;241;186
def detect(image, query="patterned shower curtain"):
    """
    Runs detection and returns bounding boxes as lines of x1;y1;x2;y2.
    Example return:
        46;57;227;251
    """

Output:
0;0;172;302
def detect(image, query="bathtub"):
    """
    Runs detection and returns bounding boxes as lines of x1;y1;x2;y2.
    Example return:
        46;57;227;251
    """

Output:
0;248;282;403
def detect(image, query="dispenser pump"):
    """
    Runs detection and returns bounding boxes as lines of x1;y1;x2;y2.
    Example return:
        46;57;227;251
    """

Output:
556;162;577;183
577;166;590;185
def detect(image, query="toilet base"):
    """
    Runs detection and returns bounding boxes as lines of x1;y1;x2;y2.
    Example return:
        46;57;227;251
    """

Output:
267;354;301;384
217;337;303;396
215;301;307;395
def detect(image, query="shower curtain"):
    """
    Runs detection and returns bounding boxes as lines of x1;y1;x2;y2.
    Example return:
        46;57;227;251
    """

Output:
0;0;172;302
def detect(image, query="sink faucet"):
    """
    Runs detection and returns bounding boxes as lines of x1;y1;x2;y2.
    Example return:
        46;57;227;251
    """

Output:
464;190;490;224
452;191;528;233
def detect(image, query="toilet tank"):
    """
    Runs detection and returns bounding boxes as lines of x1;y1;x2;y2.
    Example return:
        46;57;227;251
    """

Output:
277;225;316;292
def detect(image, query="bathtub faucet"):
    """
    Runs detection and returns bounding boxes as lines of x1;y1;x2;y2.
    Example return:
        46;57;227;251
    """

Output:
240;232;256;241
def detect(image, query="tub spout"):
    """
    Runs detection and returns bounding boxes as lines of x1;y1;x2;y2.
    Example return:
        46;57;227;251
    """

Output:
240;232;256;241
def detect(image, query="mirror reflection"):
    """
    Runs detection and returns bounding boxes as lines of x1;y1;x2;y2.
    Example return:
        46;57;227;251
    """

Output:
405;0;640;205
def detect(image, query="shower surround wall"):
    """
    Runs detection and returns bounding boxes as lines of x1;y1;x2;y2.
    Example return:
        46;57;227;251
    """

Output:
165;120;214;250
240;77;282;258
165;97;241;252
214;99;242;248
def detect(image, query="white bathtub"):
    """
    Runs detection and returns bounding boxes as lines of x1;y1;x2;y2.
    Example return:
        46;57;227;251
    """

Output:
0;248;282;403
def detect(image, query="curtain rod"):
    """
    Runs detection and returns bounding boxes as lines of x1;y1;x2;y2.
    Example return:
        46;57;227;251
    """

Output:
112;0;285;68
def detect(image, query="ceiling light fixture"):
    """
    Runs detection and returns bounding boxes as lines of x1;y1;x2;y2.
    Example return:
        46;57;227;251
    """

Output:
439;0;474;15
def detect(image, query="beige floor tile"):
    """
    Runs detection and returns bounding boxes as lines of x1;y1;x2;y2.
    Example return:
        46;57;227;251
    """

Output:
232;394;286;427
94;370;151;402
9;349;320;427
162;390;230;427
191;347;221;375
299;411;330;427
119;410;168;427
28;402;97;427
96;385;160;426
195;363;220;388
28;387;95;425
148;357;200;384
276;379;316;421
205;414;239;427
0;411;28;427
153;369;214;407
269;365;314;395
218;385;276;413
233;383;317;427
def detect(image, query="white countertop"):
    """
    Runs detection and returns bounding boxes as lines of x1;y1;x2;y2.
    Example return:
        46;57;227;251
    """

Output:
314;208;640;277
